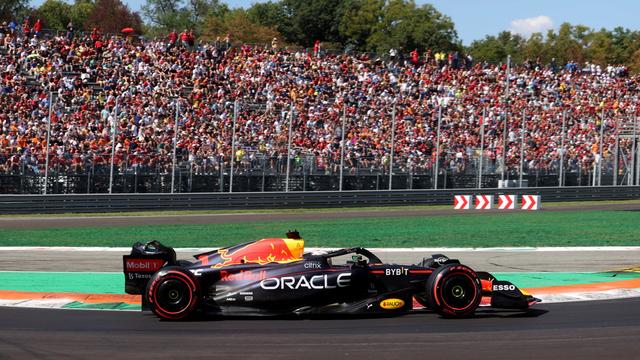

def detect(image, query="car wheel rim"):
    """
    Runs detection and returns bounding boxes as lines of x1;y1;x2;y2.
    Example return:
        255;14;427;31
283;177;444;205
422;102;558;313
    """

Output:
157;279;191;312
441;274;476;310
451;285;465;298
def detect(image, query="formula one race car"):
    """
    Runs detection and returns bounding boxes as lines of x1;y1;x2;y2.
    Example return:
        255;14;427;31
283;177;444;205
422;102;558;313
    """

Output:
123;232;539;320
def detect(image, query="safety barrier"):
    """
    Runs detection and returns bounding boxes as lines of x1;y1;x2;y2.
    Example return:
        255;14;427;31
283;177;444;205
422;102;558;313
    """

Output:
456;194;541;210
0;186;638;214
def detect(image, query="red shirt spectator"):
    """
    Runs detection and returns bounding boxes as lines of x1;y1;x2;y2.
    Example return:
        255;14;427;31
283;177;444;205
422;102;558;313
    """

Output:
91;27;99;41
22;19;30;36
411;49;419;64
33;19;41;35
168;30;177;44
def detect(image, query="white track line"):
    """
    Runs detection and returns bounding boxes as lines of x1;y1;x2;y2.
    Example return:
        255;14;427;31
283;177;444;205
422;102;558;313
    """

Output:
536;288;640;304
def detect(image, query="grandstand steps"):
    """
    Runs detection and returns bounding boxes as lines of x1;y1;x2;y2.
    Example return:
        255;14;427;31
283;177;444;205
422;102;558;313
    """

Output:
86;82;103;91
180;86;194;96
61;71;81;77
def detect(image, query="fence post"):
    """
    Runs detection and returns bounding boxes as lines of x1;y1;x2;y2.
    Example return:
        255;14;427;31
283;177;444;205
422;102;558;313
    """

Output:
519;108;525;187
501;54;511;184
339;103;346;191
559;110;566;187
613;116;619;186
285;102;294;192
478;108;485;188
171;99;179;194
630;114;637;186
434;106;442;189
634;114;639;186
44;92;53;195
388;101;396;190
108;96;118;194
598;107;605;186
229;100;238;193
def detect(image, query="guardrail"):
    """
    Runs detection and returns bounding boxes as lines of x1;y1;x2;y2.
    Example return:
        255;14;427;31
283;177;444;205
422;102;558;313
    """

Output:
0;186;639;214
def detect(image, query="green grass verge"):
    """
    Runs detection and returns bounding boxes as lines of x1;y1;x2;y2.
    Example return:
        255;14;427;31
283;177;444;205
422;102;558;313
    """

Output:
2;210;640;247
1;199;639;218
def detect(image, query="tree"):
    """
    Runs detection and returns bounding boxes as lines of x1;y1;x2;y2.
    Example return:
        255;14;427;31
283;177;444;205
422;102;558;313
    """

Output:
628;49;640;73
278;0;344;46
247;1;286;28
0;0;29;22
586;29;614;66
71;0;96;31
545;23;585;64
85;0;142;33
36;0;73;31
143;0;187;32
521;32;549;63
468;31;526;64
364;0;459;53
337;0;384;49
608;27;640;65
142;0;228;34
202;9;282;44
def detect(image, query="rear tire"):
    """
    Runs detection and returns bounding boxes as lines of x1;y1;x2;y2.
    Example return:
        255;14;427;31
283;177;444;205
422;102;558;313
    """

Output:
146;267;200;320
426;263;481;318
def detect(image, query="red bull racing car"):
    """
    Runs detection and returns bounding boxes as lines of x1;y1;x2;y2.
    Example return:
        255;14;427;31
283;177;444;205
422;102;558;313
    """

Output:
123;232;539;320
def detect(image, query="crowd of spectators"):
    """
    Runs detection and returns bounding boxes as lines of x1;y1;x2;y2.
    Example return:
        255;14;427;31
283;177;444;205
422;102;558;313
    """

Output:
1;23;638;181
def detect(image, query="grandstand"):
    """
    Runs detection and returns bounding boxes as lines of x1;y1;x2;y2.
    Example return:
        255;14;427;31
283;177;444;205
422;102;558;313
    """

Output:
0;26;639;193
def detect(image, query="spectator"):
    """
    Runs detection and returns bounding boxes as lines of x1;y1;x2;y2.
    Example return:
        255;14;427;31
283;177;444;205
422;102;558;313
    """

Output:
168;29;177;49
21;19;29;37
66;21;74;39
33;19;41;38
180;29;188;47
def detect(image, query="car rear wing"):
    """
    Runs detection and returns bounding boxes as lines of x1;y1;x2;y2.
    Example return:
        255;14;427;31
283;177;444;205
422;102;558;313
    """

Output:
123;241;176;295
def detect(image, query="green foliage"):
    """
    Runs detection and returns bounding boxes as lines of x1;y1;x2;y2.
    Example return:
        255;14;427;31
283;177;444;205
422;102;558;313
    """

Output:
142;0;228;34
32;0;96;32
33;0;140;33
245;0;460;52
70;0;95;30
36;0;73;30
337;0;384;48
270;0;343;46
468;22;640;69
202;9;283;44
246;1;287;28
467;31;525;64
366;0;459;53
0;0;29;22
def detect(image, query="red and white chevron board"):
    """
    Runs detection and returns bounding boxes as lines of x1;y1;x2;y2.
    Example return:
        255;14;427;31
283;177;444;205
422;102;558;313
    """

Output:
453;195;471;210
521;195;541;210
498;194;516;210
474;195;494;210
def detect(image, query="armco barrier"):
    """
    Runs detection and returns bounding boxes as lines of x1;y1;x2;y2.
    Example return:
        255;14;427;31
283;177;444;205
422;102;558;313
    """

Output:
0;186;639;214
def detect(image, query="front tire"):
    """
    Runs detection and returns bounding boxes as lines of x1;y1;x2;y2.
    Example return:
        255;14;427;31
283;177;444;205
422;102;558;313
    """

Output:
426;263;481;318
146;267;200;320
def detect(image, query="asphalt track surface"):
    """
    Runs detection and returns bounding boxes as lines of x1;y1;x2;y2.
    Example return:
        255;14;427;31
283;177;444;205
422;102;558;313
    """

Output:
1;249;639;272
1;201;640;230
1;298;640;359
